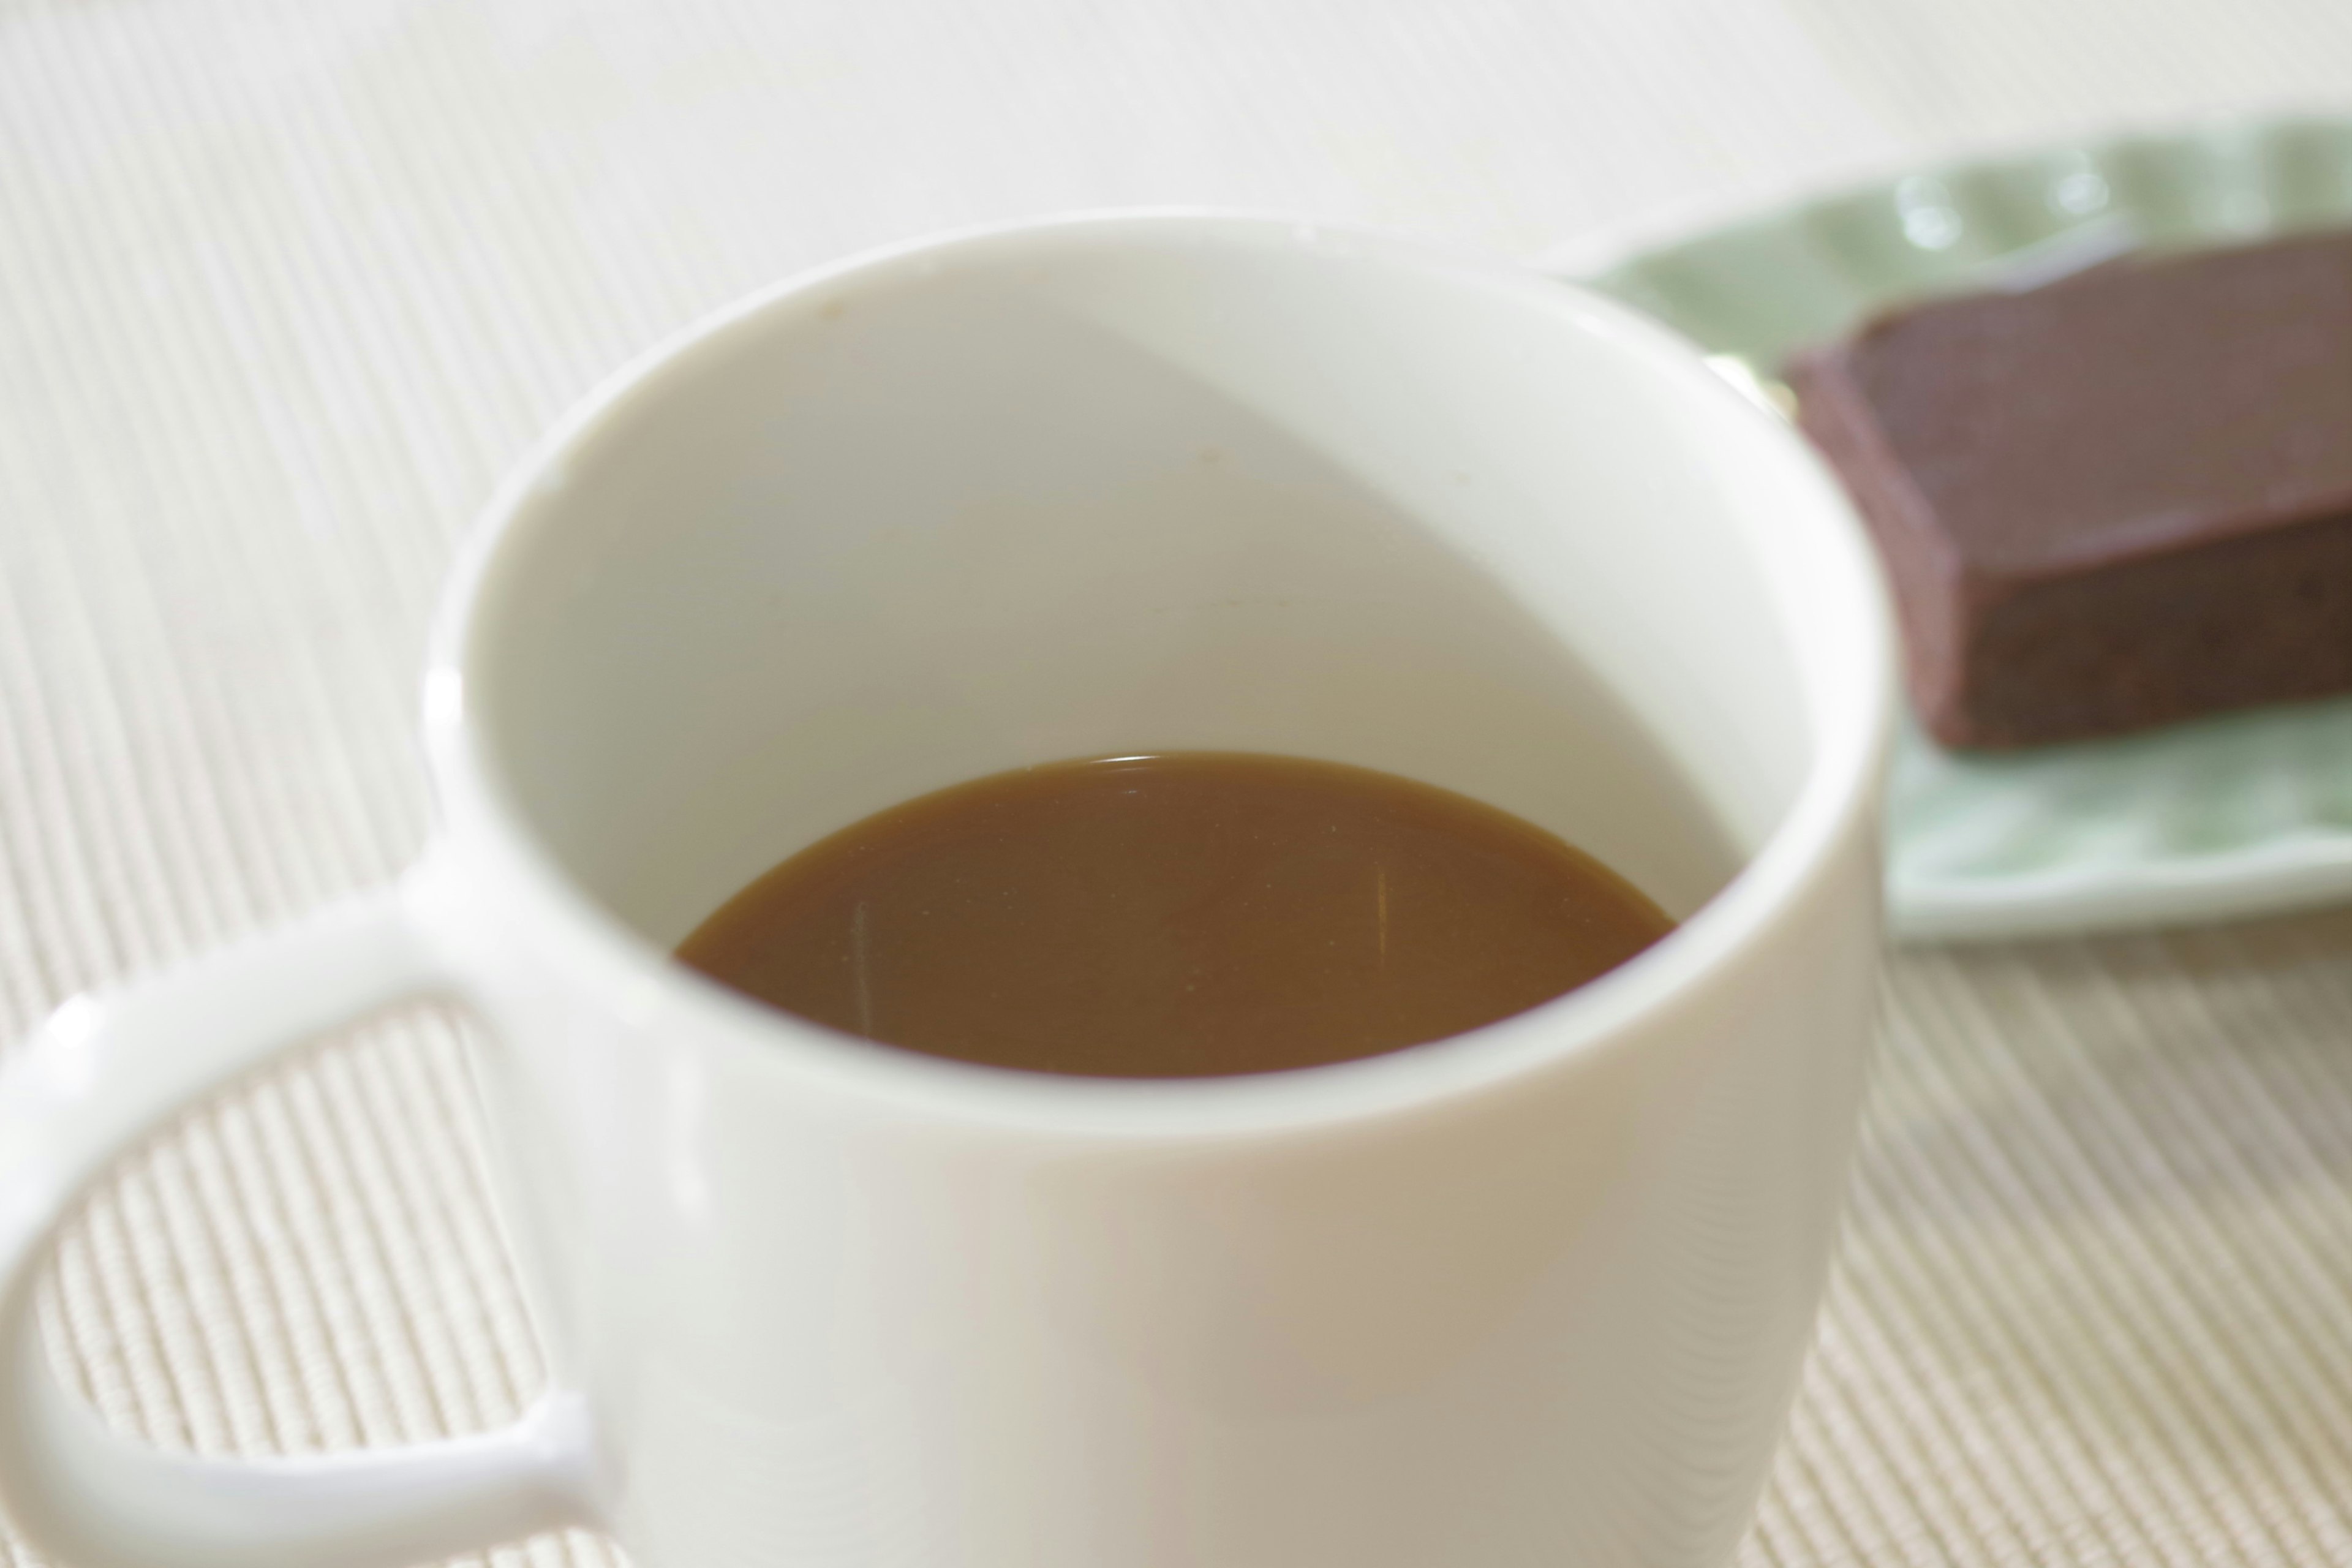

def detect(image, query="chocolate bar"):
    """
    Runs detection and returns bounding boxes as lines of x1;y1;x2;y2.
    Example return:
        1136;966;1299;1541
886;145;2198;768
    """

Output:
1787;231;2352;748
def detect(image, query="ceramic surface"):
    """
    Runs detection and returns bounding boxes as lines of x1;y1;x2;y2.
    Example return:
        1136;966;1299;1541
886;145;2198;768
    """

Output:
0;215;1890;1568
1560;113;2352;941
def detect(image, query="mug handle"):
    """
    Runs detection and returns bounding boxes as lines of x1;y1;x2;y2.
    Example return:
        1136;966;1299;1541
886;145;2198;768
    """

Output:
0;877;597;1568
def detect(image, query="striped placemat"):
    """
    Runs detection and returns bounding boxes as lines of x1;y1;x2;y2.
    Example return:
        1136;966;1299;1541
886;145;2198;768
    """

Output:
5;1;2350;1562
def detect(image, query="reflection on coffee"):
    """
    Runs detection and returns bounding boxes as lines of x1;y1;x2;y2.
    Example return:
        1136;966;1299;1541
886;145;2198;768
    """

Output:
676;753;1673;1078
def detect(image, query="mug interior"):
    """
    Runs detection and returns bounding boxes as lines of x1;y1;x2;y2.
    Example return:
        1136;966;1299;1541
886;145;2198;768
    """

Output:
460;220;1849;959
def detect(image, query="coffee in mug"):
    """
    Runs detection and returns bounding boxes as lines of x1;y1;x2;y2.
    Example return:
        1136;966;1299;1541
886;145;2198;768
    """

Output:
0;214;1891;1568
677;751;1672;1077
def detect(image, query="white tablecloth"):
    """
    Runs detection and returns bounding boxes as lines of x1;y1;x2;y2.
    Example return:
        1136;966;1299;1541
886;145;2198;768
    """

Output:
6;2;2351;1562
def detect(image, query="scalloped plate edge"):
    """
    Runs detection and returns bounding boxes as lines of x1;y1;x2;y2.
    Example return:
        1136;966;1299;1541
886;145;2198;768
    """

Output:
1551;108;2352;943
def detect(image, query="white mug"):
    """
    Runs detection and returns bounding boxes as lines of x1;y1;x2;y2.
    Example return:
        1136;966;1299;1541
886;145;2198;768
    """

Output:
0;214;1892;1568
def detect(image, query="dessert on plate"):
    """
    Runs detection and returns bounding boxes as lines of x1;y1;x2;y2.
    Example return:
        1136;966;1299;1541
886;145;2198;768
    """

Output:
1788;230;2352;750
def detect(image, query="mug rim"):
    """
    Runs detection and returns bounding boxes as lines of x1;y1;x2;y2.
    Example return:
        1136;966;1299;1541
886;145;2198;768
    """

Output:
418;208;1894;1139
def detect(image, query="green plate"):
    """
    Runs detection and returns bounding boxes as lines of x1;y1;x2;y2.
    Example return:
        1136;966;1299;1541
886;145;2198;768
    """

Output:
1558;114;2352;941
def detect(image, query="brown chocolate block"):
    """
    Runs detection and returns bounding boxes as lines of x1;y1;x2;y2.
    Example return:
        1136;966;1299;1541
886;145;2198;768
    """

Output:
1787;231;2352;749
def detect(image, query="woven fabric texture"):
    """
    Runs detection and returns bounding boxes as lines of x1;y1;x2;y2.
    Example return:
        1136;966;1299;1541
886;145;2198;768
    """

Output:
4;1;2351;1563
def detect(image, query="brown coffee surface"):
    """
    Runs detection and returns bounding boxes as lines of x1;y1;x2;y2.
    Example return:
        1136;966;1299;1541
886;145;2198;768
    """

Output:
676;753;1673;1078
